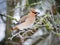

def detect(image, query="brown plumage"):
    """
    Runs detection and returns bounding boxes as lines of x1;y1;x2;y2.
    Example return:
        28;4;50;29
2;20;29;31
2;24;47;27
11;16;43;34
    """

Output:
12;8;39;30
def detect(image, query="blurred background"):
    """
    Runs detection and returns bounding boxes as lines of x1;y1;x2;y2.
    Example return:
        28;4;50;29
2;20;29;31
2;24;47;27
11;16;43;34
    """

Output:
0;0;60;45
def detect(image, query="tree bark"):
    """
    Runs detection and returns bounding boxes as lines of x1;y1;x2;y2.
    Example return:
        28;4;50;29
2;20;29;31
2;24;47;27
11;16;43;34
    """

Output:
5;0;15;41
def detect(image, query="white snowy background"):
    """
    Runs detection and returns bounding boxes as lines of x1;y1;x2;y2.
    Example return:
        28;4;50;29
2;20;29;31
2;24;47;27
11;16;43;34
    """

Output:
0;0;6;42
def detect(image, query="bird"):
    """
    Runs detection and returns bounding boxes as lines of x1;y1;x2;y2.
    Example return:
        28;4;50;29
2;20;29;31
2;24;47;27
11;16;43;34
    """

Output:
8;8;40;42
12;8;40;31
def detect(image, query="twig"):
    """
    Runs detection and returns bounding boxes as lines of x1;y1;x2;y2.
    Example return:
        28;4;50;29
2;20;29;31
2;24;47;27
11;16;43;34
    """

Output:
8;30;24;40
0;14;18;22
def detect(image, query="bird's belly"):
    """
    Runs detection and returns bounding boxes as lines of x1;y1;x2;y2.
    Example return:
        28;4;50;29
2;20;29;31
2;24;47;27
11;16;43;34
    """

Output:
17;20;35;30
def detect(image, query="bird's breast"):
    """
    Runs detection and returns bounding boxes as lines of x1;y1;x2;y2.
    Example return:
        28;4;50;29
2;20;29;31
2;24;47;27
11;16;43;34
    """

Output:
26;17;35;24
17;17;35;30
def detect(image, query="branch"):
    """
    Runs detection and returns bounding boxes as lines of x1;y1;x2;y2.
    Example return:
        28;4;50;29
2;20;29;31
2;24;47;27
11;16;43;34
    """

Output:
0;14;18;22
0;14;6;23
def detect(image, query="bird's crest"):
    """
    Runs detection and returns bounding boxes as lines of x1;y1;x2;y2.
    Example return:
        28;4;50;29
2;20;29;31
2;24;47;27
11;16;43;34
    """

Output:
31;8;36;13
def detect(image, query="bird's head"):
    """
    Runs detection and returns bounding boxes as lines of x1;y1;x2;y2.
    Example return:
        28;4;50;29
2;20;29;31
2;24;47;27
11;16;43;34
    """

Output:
30;8;40;16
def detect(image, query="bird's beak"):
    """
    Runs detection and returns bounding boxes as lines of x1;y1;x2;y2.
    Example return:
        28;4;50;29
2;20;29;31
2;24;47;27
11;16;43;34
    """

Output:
36;12;40;14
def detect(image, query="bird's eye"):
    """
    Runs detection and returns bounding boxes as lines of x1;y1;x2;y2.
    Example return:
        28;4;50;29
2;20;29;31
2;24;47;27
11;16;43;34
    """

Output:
32;12;37;14
32;11;40;14
34;12;37;14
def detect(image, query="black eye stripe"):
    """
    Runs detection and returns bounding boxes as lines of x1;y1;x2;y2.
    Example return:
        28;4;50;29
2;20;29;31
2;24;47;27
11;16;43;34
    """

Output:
32;11;37;14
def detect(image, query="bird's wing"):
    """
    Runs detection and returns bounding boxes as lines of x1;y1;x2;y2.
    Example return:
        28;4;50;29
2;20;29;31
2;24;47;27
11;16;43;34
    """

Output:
19;15;28;23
